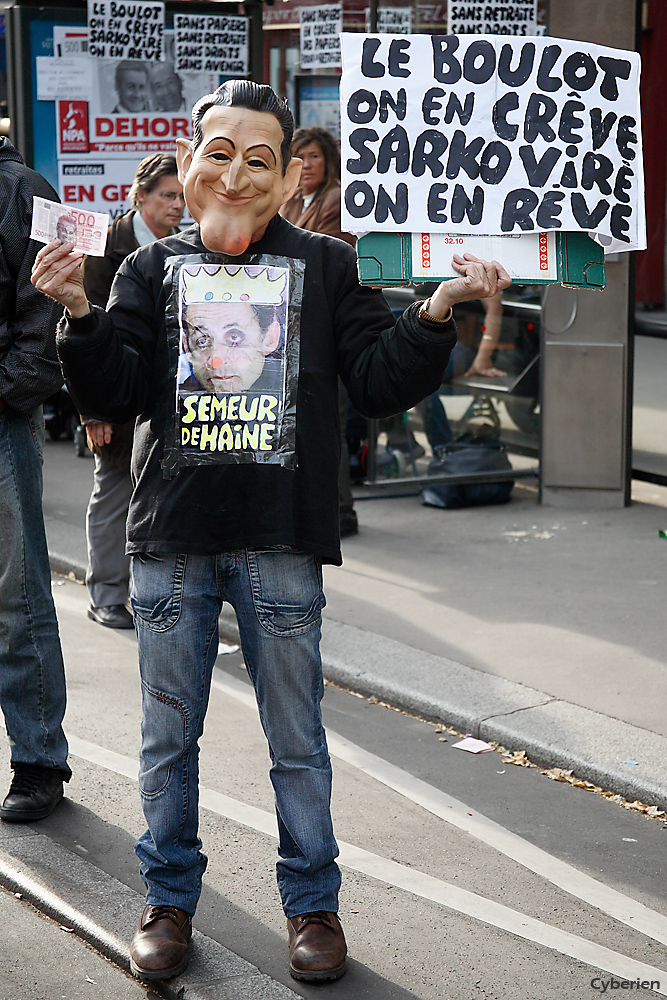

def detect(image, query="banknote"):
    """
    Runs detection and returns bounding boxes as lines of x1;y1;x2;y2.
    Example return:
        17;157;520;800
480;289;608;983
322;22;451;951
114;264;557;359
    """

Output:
30;197;108;256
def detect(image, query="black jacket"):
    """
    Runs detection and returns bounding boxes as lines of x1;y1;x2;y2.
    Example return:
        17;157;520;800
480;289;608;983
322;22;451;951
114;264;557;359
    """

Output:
0;138;63;413
56;215;457;564
81;209;140;309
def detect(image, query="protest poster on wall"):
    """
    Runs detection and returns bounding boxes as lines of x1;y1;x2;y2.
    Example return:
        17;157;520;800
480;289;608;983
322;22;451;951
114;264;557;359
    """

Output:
87;0;165;60
52;28;216;219
53;26;89;57
340;34;646;252
36;57;93;101
447;1;537;36
174;14;248;75
300;5;342;70
364;9;413;34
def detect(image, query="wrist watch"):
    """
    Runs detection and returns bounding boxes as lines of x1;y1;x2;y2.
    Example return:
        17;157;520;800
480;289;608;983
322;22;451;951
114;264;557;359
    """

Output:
418;298;453;324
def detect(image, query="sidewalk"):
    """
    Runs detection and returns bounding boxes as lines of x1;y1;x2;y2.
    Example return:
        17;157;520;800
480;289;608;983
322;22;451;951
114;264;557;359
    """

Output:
0;822;297;1000
42;438;667;813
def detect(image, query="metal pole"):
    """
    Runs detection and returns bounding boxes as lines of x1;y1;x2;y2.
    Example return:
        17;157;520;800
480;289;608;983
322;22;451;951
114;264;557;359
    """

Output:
540;0;640;508
244;0;264;83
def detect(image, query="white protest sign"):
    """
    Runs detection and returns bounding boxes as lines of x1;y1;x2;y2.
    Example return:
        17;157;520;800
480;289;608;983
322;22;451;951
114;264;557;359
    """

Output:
340;34;646;252
174;14;248;75
364;8;413;34
300;5;342;70
30;197;109;256
448;1;536;36
36;57;93;101
87;0;165;61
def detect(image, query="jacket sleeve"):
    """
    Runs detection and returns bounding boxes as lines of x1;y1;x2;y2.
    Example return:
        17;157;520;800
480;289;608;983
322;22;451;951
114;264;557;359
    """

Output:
56;252;159;423
81;244;117;308
0;188;63;413
332;250;457;419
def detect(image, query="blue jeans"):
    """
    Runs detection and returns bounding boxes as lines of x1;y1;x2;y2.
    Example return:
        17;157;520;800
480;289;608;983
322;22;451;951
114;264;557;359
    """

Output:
0;407;70;776
130;549;341;917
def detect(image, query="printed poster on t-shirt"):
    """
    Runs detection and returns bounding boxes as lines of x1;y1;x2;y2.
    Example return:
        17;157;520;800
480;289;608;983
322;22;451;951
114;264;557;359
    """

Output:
162;254;304;475
339;34;646;252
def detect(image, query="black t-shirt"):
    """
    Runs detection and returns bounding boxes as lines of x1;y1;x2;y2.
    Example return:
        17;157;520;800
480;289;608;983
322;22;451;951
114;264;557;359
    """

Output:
57;215;456;564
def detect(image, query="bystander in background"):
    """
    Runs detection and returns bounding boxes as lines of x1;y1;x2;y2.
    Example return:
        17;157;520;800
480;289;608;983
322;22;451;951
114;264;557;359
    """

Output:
81;153;184;629
0;137;71;822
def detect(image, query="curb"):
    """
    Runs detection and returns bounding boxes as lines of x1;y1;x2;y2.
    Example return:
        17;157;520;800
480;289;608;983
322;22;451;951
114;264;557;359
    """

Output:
219;609;667;814
0;830;297;1000
51;550;667;814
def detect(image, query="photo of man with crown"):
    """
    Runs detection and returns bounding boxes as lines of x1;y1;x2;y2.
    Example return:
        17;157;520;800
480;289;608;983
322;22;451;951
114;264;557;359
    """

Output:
178;263;287;395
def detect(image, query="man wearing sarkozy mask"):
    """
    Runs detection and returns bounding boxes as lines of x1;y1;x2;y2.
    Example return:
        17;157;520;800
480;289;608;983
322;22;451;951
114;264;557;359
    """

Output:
32;80;510;984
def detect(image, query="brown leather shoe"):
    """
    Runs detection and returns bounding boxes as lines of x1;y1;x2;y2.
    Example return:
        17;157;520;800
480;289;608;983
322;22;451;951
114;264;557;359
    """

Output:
130;905;192;980
287;910;347;981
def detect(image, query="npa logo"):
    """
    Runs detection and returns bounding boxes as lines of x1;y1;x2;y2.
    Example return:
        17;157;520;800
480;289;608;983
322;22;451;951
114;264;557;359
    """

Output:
58;101;89;153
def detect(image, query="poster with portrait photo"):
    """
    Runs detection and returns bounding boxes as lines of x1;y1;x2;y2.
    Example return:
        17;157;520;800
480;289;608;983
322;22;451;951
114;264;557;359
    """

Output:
85;31;216;155
162;253;304;476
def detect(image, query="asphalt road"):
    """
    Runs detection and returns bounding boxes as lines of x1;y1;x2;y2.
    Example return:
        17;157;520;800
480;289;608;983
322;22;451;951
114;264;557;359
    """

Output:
2;577;666;999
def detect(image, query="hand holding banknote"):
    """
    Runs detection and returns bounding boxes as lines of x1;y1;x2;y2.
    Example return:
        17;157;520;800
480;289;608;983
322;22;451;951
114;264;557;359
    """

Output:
31;239;90;319
30;196;111;318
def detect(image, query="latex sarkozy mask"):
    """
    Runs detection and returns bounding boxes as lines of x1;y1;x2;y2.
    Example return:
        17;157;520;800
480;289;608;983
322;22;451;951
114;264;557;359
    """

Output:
176;105;302;256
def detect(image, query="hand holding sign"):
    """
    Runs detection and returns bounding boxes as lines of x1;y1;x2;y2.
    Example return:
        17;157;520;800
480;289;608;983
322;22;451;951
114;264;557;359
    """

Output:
427;254;512;319
31;240;90;320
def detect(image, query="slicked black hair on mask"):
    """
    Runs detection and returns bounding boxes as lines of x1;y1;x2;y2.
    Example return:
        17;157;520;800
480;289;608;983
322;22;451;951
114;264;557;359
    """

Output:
191;80;294;175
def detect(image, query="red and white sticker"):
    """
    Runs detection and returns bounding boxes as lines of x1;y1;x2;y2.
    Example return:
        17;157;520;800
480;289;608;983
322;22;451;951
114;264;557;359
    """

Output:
538;231;549;271
421;233;431;270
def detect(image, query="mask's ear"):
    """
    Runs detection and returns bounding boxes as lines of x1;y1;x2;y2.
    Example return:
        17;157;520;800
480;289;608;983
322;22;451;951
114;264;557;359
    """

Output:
281;157;303;206
262;318;282;355
176;138;193;185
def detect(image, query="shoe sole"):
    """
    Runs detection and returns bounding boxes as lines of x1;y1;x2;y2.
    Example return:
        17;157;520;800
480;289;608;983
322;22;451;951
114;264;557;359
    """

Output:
86;609;135;629
0;787;64;823
289;960;347;982
130;954;189;981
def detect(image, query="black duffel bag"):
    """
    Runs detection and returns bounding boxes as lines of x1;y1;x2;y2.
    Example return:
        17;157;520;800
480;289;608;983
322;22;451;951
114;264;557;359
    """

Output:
420;436;514;509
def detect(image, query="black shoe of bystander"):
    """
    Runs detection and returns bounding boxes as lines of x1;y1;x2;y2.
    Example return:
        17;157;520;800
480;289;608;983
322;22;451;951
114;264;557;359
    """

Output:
0;764;64;822
87;605;134;629
339;511;359;538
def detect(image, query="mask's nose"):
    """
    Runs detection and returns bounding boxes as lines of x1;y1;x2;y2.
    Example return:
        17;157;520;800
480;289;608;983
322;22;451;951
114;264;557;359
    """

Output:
226;156;246;194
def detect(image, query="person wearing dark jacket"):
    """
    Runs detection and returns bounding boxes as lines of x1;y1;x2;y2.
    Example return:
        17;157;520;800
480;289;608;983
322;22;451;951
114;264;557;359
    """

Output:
81;153;184;629
32;81;510;984
0;138;71;823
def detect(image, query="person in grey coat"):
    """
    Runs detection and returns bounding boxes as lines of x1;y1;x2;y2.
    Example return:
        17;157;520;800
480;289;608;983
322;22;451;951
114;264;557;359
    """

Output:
0;137;71;822
81;153;184;629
